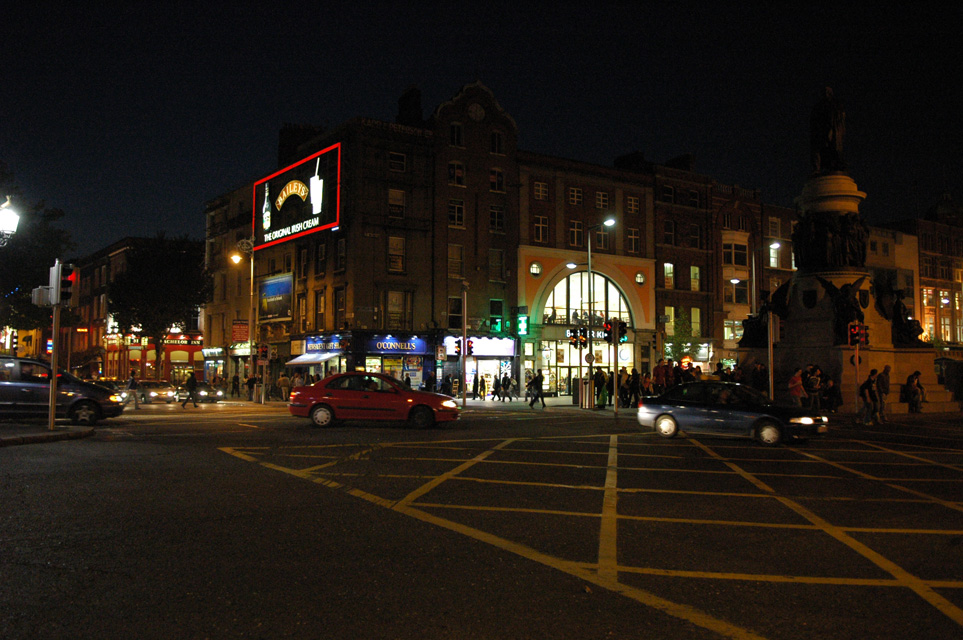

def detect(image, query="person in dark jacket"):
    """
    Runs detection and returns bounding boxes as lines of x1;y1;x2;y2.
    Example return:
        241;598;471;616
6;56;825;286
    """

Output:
181;372;200;408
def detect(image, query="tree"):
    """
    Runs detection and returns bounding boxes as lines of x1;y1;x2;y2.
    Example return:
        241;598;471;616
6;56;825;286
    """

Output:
0;161;76;330
108;234;213;379
664;308;695;363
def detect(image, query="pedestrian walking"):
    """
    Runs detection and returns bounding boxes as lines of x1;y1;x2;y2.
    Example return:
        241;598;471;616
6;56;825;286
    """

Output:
181;372;199;408
492;375;502;401
788;368;807;407
277;372;291;402
857;369;879;426
125;373;141;409
528;369;546;408
230;373;240;398
501;374;511;401
245;374;256;401
876;365;891;422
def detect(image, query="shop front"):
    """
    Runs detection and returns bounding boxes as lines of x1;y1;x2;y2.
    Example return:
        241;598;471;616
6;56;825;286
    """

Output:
103;333;203;382
441;336;516;398
202;347;226;382
287;335;347;380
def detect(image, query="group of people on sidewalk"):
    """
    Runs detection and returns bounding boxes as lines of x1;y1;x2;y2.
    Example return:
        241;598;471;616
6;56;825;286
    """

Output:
787;364;843;413
855;366;927;425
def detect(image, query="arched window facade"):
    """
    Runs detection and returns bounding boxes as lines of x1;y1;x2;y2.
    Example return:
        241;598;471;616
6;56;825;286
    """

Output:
542;272;631;326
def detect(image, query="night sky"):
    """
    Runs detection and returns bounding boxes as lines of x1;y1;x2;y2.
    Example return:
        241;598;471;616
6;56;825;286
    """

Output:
4;3;962;256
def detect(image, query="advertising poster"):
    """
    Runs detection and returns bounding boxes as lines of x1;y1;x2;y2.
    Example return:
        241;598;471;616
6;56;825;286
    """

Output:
253;142;341;250
258;274;293;321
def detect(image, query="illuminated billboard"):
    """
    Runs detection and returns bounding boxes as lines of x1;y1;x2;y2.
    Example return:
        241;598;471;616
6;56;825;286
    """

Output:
258;273;293;321
252;142;340;250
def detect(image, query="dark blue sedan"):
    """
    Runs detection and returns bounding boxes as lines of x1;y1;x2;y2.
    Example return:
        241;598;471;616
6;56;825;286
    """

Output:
637;381;828;445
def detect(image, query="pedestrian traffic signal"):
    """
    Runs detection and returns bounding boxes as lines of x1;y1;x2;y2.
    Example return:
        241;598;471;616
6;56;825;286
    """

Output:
861;325;870;346
455;339;462;356
848;323;861;346
467;339;474;356
618;320;628;343
603;321;613;344
517;314;529;336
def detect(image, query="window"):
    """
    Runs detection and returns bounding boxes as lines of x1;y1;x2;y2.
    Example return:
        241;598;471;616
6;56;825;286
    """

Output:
448;296;463;329
388;236;405;273
447;244;464;278
663;220;675;245
688;190;700;207
385;290;411;330
534;216;548;243
489;300;504;332
664;306;675;336
315;290;325;331
388;152;406;172
661;185;674;202
388;189;405;218
569;220;583;247
534;181;548;201
448;199;465;227
315;240;326;274
882;242;890;257
298;248;308;279
725;280;749;304
723;212;732;228
489;205;505;233
769;245;779;268
626;195;640;215
738;216;748;231
297;293;307;332
724;319;743;341
690;266;700;291
490;131;504;154
870;240;878;254
688;224;701;249
450;122;463;146
334;287;346;330
664;263;675;289
769;217;780;238
595;227;610;251
627;228;640;254
448;161;465;186
488;249;504;281
723;242;748;266
595;191;609;209
335;238;346;271
568;187;582;205
690;307;701;337
489;168;505;192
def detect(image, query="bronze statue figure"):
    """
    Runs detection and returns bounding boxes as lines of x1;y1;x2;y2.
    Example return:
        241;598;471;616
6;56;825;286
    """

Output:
811;86;846;174
816;275;866;344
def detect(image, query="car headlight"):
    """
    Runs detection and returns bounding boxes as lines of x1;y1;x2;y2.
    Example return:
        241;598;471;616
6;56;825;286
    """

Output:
441;400;458;409
149;391;159;397
216;390;223;396
790;417;815;424
199;390;208;396
108;394;124;403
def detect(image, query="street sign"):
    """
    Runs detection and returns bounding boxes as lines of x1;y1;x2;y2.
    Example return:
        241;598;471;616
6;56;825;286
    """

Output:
585;353;595;364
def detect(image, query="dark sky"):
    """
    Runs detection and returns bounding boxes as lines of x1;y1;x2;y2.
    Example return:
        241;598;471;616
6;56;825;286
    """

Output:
4;2;962;256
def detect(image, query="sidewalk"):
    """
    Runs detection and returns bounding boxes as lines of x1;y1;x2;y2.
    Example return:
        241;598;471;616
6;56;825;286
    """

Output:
0;423;95;448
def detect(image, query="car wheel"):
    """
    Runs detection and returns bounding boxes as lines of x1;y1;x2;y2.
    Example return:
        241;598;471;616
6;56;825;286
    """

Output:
408;406;435;429
140;393;148;404
756;421;782;446
310;404;335;427
654;415;678;438
70;401;100;426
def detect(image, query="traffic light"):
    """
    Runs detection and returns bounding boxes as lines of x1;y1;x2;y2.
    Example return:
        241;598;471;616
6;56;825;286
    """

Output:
455;339;462;356
618;320;628;343
569;331;578;347
603;320;613;344
578;326;588;349
49;261;76;306
10;331;17;353
861;325;870;346
467;339;474;356
848;323;861;346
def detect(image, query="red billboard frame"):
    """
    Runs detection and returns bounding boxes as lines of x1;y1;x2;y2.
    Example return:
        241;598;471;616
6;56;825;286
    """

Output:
252;142;341;251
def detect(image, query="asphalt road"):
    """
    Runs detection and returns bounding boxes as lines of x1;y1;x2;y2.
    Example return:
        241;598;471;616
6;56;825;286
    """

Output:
1;401;961;639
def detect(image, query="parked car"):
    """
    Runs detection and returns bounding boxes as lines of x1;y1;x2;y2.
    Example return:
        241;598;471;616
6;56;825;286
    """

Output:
136;380;177;404
0;357;125;425
637;381;828;446
288;371;460;429
175;382;224;403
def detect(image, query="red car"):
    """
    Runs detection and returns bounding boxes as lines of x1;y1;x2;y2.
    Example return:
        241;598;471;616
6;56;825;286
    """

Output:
288;371;460;429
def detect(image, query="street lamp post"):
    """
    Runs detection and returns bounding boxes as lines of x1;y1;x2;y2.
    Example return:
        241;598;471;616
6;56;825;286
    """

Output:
569;217;615;408
231;238;259;402
0;196;20;247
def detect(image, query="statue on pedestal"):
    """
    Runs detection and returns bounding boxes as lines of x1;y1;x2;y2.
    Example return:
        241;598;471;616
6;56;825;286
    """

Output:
892;290;927;346
811;87;846;175
815;275;866;345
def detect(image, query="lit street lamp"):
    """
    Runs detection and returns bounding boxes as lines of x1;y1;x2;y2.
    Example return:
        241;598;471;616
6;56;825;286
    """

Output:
230;237;260;403
567;217;615;407
0;196;20;246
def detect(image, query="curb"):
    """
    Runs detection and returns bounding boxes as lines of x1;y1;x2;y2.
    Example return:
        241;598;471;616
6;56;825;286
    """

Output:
0;427;96;448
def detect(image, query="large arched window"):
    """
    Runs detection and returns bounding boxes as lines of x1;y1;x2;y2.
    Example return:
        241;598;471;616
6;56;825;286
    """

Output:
542;272;631;326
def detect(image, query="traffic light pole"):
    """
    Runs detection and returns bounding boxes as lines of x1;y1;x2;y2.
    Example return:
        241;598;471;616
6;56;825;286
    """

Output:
48;303;61;431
